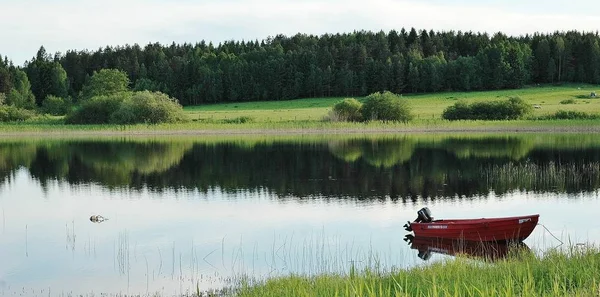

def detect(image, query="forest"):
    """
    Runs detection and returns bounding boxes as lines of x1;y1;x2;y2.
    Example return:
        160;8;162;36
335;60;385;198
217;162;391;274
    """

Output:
1;28;600;108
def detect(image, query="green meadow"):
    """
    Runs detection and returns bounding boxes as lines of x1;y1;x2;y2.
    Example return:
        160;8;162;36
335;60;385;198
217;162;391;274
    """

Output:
2;84;600;134
185;84;600;122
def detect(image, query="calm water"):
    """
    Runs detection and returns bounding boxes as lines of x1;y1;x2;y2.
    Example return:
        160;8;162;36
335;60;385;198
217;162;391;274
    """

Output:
1;134;600;296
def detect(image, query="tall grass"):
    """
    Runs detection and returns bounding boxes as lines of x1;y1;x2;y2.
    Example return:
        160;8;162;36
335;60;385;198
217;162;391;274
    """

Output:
235;246;600;297
481;161;600;193
4;118;600;136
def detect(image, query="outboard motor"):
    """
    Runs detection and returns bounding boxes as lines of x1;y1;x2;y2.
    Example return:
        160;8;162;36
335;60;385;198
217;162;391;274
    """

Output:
404;207;433;232
416;207;433;223
418;250;432;261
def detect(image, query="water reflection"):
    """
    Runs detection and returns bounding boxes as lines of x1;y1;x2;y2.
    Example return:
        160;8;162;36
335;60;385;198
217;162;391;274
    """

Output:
1;135;600;199
403;235;531;262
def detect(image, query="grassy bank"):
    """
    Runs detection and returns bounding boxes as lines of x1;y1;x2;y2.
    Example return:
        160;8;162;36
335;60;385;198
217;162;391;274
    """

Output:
236;246;600;297
4;118;600;136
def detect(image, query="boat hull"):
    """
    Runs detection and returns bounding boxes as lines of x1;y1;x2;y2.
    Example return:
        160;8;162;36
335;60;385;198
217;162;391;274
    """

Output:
410;214;539;242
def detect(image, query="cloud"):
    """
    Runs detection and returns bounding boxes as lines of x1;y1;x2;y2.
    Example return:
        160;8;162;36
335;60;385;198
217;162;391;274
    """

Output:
2;0;600;65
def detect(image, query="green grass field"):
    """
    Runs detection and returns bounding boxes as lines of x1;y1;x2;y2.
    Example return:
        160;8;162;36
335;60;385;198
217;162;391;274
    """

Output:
236;246;600;297
185;84;600;122
2;84;600;135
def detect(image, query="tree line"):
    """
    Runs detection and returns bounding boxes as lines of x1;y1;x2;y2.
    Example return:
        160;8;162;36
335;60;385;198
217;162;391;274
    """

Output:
1;29;600;107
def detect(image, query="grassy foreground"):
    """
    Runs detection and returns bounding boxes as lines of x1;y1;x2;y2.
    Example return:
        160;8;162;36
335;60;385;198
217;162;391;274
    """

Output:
235;247;600;297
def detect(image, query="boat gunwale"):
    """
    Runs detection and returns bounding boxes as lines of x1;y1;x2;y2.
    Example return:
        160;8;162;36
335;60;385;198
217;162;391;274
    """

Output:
411;214;540;226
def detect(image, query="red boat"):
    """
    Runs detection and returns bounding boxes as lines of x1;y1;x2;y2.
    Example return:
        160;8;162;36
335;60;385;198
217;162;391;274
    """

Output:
404;208;539;242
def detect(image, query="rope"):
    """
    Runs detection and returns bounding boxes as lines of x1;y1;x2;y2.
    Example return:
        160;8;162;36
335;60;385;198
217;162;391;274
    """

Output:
538;223;564;245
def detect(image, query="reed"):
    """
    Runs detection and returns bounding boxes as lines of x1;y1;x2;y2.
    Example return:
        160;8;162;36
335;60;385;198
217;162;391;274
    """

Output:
3;118;600;136
235;245;600;297
117;230;130;278
481;161;600;193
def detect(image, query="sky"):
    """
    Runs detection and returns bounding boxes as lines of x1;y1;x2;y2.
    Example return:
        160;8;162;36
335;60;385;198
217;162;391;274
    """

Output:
1;0;599;66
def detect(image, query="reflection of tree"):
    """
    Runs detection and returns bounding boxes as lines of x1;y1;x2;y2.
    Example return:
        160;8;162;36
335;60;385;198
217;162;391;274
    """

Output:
440;137;534;160
0;143;38;170
328;140;363;162
0;143;38;182
20;141;193;188
328;138;414;167
362;139;414;168
76;141;193;174
1;136;600;201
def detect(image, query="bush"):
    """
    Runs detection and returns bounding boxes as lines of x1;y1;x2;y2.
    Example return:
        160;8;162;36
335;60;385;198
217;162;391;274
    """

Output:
65;93;127;124
110;91;187;124
0;93;5;105
220;116;254;124
539;110;600;120
560;99;576;105
0;106;36;122
361;91;413;122
328;98;363;122
41;95;72;115
441;100;472;120
66;91;187;125
506;96;533;118
442;97;532;121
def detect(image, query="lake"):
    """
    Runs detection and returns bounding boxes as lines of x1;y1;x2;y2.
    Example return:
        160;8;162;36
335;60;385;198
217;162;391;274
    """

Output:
1;134;599;296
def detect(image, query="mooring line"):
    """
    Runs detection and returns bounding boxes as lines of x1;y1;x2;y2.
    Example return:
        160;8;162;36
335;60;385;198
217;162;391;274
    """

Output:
538;223;564;245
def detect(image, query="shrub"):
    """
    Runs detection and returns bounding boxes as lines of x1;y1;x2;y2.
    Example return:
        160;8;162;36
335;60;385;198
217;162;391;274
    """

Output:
0;93;5;105
220;116;254;124
442;97;532;121
441;100;472;120
560;99;576;105
361;91;413;122
0;105;36;122
110;91;187;124
67;91;186;125
41;95;72;116
539;110;600;120
65;93;128;124
328;98;363;122
506;97;533;118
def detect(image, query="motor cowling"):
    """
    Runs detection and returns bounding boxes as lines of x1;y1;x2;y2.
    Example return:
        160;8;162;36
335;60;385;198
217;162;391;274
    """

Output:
416;207;433;223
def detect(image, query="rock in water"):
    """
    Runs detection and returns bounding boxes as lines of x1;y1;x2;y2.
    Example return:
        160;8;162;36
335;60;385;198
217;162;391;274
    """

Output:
90;215;107;223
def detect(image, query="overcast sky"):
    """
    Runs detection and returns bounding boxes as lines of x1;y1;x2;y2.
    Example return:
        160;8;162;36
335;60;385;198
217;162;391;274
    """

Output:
2;0;599;66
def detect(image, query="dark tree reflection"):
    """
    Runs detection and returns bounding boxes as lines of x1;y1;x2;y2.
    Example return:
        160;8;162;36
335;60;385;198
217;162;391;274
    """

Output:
1;136;599;201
